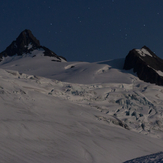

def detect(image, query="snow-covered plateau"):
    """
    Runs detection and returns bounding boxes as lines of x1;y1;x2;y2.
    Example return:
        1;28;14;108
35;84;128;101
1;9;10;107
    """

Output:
0;50;163;162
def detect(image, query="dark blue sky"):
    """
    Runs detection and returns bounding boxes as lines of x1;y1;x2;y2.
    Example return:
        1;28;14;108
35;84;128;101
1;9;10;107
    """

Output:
0;0;163;62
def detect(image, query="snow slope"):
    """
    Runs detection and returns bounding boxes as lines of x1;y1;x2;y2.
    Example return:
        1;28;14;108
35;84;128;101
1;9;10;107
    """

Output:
0;51;163;162
0;52;133;84
0;69;162;163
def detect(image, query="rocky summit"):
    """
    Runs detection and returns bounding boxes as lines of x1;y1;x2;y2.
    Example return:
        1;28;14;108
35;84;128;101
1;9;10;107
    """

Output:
123;46;163;86
0;29;66;62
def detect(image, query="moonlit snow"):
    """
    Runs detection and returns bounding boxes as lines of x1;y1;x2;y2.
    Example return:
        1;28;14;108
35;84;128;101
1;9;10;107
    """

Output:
0;50;163;162
136;48;153;57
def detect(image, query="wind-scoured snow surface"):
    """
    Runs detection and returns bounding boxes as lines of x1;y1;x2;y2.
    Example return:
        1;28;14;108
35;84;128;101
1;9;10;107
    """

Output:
0;51;163;162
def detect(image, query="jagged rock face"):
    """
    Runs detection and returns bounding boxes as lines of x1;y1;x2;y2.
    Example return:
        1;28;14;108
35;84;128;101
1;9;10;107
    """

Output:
0;29;66;62
123;46;163;86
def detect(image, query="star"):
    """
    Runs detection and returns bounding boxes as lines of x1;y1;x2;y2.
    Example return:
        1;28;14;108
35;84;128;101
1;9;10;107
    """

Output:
125;34;128;39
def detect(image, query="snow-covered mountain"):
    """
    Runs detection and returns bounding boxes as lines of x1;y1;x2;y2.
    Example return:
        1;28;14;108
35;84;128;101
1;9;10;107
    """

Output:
0;30;163;162
0;29;66;62
124;46;163;86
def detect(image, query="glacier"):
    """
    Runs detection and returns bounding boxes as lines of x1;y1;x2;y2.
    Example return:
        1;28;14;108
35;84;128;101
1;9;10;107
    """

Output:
0;50;163;162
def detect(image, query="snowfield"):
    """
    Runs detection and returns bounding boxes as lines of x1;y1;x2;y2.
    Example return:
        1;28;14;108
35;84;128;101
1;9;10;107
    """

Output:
0;51;163;162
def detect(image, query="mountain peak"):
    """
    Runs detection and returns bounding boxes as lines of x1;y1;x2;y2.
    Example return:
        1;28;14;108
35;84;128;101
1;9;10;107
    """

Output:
123;46;163;86
134;46;157;58
0;29;66;62
16;29;40;48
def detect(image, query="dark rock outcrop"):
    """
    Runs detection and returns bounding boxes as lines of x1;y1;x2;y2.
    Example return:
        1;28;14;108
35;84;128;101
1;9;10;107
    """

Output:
0;29;66;62
123;46;163;86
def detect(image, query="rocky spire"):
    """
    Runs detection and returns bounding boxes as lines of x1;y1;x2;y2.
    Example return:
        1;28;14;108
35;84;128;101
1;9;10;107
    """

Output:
16;29;40;48
0;29;66;62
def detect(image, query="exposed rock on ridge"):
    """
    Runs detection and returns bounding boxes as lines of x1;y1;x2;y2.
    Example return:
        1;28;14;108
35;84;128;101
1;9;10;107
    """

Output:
123;46;163;86
0;29;66;62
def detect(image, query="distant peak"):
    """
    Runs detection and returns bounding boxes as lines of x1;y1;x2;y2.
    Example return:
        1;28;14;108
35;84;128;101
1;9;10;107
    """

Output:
141;45;148;50
133;45;157;59
16;29;40;47
0;29;67;62
21;29;32;34
124;45;163;86
135;46;153;58
19;29;36;39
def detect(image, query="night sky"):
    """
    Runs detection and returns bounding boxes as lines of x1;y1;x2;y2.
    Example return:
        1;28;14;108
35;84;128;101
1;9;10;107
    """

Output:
0;0;163;62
